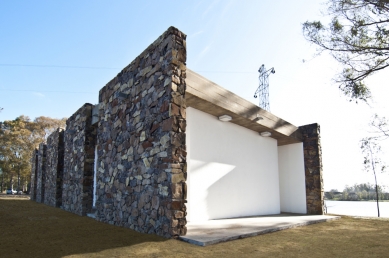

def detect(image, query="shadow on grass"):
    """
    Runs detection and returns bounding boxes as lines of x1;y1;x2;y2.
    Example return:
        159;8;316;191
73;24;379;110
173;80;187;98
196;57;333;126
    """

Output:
0;199;168;258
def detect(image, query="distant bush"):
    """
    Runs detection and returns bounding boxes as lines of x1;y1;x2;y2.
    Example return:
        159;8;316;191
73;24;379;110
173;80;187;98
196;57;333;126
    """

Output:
325;183;389;201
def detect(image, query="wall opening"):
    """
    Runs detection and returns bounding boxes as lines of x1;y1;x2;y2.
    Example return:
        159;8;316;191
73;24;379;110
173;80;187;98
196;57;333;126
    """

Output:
93;145;97;208
33;150;38;200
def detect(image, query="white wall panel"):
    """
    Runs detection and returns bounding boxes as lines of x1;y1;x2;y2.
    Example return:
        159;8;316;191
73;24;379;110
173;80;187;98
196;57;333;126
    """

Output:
186;107;280;222
278;143;307;214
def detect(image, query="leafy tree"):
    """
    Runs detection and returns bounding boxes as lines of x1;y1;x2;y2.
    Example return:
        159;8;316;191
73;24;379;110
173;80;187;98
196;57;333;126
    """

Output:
327;189;340;199
342;190;349;200
34;116;67;141
361;137;386;217
303;0;389;102
0;117;38;191
361;189;368;200
0;116;66;191
340;182;386;200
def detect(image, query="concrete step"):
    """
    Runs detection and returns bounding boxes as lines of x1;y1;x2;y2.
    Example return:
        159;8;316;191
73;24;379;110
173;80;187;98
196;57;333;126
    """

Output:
179;214;340;246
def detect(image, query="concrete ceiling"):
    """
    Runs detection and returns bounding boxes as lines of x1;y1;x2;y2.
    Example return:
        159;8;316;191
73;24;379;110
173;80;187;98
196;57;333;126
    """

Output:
185;69;302;146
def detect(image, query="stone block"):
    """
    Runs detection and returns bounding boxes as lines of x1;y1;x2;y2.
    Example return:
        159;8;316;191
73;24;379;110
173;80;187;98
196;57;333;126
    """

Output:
172;173;185;184
171;183;182;199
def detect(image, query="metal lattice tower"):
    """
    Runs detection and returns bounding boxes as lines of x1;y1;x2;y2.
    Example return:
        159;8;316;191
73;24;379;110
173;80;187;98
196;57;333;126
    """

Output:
254;64;275;111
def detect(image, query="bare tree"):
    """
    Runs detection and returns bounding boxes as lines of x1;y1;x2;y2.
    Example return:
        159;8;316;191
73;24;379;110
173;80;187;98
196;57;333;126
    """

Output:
369;114;389;140
361;137;386;217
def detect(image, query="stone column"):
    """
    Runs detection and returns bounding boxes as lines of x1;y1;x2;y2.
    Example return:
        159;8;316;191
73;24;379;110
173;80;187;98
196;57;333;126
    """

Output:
36;143;47;203
299;123;324;215
96;26;187;238
62;104;96;216
44;128;65;207
30;149;38;200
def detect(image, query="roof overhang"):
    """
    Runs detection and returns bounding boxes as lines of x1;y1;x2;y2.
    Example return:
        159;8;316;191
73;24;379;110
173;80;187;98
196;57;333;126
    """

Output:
185;69;302;146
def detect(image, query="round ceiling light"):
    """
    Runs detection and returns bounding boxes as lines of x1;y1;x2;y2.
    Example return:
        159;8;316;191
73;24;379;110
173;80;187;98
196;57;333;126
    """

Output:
260;131;271;137
218;115;232;122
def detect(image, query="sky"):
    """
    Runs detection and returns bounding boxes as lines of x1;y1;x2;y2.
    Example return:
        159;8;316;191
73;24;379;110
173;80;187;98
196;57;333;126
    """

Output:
0;0;388;191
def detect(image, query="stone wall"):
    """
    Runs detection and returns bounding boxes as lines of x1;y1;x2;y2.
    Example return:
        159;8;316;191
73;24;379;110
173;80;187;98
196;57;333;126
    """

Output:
62;104;96;216
44;128;64;207
96;26;187;238
36;143;47;203
26;26;326;239
30;149;38;200
299;123;324;215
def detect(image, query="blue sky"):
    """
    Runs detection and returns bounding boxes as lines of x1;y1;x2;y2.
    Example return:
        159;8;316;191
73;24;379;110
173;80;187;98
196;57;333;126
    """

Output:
1;0;388;191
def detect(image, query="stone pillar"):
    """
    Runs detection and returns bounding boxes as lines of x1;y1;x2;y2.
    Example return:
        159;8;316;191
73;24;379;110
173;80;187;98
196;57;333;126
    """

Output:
62;104;96;216
30;149;38;200
36;143;47;203
44;128;65;207
299;123;324;215
96;26;187;238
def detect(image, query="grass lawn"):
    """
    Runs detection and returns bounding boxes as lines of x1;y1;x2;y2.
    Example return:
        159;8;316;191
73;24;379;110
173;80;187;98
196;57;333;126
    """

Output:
1;197;389;258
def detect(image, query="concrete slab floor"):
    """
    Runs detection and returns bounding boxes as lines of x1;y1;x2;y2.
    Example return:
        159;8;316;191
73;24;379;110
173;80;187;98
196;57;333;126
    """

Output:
179;214;340;246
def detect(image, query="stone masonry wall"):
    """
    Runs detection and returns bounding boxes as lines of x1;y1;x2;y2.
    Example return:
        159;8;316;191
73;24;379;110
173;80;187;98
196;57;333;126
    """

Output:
62;104;96;216
299;123;324;215
96;26;187;238
30;149;38;200
36;143;47;203
44;128;65;207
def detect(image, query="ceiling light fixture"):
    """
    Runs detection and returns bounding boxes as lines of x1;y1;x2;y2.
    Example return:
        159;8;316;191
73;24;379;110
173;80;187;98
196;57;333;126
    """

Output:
218;115;232;122
260;131;271;137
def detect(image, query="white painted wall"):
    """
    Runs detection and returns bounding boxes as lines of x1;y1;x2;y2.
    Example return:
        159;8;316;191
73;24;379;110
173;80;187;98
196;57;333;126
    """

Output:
278;143;307;214
186;107;281;222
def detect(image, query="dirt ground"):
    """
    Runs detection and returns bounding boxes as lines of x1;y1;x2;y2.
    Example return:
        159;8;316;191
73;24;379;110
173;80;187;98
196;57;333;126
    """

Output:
1;197;389;258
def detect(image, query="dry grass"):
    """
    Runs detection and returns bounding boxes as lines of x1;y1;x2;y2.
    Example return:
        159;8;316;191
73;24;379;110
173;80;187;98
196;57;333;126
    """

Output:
1;197;389;258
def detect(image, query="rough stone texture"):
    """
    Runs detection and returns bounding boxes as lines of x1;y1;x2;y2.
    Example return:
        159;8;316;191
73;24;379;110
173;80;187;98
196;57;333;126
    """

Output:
96;26;187;238
299;123;324;215
36;143;47;203
44;128;65;207
30;149;38;200
62;104;96;216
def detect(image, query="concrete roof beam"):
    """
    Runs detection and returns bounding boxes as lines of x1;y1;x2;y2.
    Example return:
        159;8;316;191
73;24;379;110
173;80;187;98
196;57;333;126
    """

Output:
185;69;302;146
